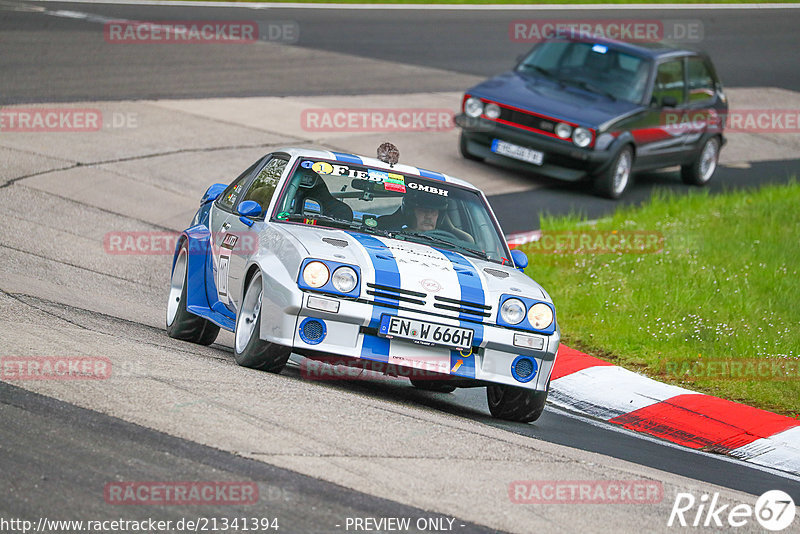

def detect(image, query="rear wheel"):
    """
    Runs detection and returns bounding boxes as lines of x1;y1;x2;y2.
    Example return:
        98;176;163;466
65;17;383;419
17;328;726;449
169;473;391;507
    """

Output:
681;136;720;186
593;146;633;199
486;380;549;423
166;243;219;346
459;132;484;162
234;270;290;373
410;379;456;393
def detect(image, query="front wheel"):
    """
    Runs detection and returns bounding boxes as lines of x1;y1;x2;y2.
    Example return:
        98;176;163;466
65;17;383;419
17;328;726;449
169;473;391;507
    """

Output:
234;270;290;373
486;380;549;423
681;136;720;186
593;146;633;199
166;242;219;346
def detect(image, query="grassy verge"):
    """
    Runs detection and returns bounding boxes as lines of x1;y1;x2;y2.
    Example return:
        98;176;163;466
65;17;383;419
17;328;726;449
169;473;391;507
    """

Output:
521;181;800;417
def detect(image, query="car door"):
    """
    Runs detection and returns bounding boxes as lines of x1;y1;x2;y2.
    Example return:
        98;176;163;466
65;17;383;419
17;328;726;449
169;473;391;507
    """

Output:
634;57;689;167
680;55;723;148
216;155;290;314
208;157;266;316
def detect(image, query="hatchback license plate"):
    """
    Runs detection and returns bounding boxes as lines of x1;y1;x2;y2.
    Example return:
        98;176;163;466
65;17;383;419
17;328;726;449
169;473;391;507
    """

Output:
491;139;544;165
379;316;474;350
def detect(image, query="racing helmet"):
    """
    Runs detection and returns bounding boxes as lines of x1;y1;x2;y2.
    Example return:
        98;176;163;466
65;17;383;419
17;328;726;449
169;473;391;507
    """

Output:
401;187;448;216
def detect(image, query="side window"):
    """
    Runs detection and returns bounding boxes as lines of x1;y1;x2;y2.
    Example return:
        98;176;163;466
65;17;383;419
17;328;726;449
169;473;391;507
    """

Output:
216;159;262;212
687;57;715;104
241;158;288;218
651;60;685;107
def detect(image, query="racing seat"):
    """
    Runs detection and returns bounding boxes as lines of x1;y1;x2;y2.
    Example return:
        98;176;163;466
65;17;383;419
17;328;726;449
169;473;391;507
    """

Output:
291;169;353;222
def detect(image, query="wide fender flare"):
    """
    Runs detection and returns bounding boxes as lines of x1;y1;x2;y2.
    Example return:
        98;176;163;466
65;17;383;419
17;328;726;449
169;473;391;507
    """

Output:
172;225;213;309
242;254;303;344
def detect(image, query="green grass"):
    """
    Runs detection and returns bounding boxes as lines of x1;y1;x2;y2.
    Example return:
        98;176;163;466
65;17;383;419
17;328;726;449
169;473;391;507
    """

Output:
521;181;800;417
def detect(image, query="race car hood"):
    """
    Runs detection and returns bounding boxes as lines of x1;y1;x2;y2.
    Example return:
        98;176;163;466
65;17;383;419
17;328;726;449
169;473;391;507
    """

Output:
467;70;642;129
280;224;551;311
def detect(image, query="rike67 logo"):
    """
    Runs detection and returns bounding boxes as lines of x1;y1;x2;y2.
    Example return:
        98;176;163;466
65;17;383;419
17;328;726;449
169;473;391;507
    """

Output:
668;490;795;531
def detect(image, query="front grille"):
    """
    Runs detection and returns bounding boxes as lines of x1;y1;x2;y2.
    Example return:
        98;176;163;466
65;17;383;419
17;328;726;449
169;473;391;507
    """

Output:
433;295;492;318
498;107;560;136
366;283;427;306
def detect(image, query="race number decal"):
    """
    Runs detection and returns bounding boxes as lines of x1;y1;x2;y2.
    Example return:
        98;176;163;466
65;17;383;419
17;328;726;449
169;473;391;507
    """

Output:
217;233;238;300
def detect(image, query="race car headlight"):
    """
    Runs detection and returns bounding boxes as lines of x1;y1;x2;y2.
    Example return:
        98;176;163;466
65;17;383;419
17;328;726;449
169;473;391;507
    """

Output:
464;97;484;118
500;298;526;325
331;266;358;293
555;122;572;139
572;127;592;147
302;261;329;288
484;103;501;119
528;303;554;330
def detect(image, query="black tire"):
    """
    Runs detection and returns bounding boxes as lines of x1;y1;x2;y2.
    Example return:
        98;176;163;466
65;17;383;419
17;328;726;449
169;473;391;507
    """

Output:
234;270;290;373
459;132;484;162
593;145;634;199
486;380;549;423
410;379;457;393
681;136;720;186
166;242;219;346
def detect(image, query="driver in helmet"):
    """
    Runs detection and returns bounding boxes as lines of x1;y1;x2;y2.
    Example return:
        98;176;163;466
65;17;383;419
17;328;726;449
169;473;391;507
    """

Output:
377;188;447;232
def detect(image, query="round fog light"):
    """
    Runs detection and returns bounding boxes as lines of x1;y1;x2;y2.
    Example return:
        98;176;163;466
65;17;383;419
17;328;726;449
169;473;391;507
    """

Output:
555;122;572;139
484;103;501;119
303;261;329;288
464;97;484;118
500;298;526;325
572;127;592;148
332;266;358;293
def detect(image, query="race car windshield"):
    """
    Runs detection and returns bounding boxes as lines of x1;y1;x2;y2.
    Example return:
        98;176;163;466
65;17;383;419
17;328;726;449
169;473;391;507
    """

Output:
517;40;650;104
274;159;512;264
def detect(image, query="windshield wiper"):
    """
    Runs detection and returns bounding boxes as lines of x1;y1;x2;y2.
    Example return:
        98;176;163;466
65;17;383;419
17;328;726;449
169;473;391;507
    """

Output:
283;213;356;230
563;79;617;101
398;231;490;261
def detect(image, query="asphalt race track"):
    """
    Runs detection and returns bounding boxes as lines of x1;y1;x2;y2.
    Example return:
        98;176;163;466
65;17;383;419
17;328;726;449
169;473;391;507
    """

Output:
1;2;800;533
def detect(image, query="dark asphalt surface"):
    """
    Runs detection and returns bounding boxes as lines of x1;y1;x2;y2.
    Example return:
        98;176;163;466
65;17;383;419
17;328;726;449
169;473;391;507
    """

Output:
0;2;798;104
0;382;500;533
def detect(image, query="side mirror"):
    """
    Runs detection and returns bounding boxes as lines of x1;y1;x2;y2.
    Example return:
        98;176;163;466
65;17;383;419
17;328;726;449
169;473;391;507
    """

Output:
237;200;262;226
202;183;227;204
511;249;528;271
661;95;678;108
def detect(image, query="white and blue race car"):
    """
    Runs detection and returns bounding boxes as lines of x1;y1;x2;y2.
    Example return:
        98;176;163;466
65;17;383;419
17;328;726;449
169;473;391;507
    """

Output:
166;145;559;422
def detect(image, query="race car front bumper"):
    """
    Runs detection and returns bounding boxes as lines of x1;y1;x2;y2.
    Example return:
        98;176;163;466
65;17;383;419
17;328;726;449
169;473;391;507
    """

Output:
283;292;559;392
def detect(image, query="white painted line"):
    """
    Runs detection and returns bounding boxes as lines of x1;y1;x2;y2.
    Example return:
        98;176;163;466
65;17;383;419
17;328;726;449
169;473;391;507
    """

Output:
29;1;800;10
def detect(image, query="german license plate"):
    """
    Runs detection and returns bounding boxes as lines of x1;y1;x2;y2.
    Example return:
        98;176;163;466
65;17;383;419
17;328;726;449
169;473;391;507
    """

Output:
491;139;544;165
378;315;474;351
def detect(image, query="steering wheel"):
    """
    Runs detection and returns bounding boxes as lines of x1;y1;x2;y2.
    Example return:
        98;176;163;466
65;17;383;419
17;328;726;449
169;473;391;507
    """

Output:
424;229;459;241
